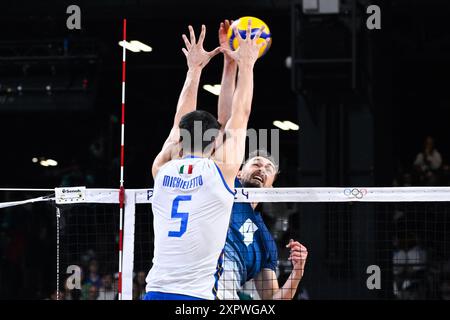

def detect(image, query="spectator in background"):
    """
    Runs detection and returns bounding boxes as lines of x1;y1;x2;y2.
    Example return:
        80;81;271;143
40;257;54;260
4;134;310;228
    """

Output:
441;282;450;300
135;271;147;299
393;231;428;299
63;275;82;300
413;136;443;185
97;274;116;300
84;259;101;288
48;290;65;300
442;161;450;186
296;288;310;300
87;285;99;300
133;281;141;300
441;260;450;300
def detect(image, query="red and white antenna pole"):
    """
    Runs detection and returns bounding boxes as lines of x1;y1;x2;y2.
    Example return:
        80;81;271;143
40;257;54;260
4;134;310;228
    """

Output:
118;18;127;300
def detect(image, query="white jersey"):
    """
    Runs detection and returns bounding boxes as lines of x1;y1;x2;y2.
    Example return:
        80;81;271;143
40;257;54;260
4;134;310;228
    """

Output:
145;156;235;299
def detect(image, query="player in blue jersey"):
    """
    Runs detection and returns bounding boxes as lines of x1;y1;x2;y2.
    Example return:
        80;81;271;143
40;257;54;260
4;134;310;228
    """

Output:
144;22;268;300
216;150;308;300
215;20;308;300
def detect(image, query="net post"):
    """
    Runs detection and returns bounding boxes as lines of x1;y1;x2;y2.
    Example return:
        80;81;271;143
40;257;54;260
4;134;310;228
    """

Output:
118;186;125;300
56;206;61;301
122;189;136;299
118;17;127;301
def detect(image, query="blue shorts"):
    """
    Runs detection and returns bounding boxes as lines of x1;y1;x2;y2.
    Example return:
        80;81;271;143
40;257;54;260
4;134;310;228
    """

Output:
142;291;205;300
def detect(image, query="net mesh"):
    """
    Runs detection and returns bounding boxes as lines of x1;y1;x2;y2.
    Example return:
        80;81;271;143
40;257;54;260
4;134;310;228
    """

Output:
134;204;153;300
1;189;450;300
133;201;450;300
58;203;119;300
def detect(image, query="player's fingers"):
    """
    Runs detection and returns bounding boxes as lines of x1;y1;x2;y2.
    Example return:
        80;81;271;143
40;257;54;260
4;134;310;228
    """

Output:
295;252;308;260
198;24;206;45
289;241;301;247
290;243;305;251
290;251;304;257
288;255;307;262
220;47;235;59
289;256;303;261
182;34;191;49
188;25;196;44
208;46;221;58
246;18;252;41
292;248;308;257
286;239;295;248
254;25;265;41
233;26;242;41
182;48;188;57
257;39;267;49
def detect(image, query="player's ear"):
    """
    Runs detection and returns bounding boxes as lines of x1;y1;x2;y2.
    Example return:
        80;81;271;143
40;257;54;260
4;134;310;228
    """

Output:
210;145;216;157
236;170;243;179
209;136;217;156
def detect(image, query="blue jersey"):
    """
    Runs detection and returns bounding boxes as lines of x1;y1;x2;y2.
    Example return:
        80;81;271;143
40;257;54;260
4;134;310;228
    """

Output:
218;179;278;299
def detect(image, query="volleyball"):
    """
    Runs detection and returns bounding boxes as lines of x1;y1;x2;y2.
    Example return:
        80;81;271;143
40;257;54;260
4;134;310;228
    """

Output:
227;16;272;58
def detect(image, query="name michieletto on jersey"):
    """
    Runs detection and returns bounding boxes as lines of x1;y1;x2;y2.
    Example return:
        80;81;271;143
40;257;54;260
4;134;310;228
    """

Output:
162;175;203;190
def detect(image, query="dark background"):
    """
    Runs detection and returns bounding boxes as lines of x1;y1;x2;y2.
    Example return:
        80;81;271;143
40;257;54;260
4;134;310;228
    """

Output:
0;0;450;300
0;0;449;189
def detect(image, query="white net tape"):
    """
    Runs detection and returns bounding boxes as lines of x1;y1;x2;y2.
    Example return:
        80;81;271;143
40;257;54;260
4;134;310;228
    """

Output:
80;187;450;204
1;187;450;209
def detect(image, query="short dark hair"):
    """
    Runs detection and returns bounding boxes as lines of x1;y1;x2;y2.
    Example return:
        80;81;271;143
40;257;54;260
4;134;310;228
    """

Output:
244;149;280;175
178;110;221;153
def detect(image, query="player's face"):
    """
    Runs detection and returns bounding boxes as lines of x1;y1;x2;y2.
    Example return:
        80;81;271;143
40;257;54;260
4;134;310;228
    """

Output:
239;157;277;188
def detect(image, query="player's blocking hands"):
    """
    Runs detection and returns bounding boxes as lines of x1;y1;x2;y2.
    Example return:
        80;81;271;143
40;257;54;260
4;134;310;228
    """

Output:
182;24;221;70
286;239;308;275
220;19;267;68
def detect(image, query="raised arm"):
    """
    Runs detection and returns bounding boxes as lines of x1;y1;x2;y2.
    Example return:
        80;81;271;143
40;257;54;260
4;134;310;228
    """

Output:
213;20;267;187
152;25;220;178
254;240;308;300
217;20;237;128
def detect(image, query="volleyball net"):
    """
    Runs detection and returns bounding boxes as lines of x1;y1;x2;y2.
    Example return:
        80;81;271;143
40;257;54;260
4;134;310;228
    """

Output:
1;187;450;300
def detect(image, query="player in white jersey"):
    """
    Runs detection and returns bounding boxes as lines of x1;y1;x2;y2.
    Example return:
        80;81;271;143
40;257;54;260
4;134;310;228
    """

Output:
144;21;268;300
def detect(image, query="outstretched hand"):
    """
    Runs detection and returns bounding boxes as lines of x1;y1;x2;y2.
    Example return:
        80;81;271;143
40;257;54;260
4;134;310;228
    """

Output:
218;19;233;50
220;19;266;68
182;24;221;70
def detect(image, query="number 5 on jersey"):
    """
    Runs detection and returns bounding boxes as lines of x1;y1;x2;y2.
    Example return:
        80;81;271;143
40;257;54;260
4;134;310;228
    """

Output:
168;195;192;237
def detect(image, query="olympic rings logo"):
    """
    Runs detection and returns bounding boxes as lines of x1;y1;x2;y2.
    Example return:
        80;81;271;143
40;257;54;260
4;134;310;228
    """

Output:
344;188;368;199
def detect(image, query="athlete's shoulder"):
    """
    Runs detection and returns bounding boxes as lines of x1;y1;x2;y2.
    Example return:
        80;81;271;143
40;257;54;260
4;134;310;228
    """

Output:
154;159;176;177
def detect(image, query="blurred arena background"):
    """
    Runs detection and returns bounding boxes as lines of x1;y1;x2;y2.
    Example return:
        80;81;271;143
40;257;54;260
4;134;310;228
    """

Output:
1;0;450;300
